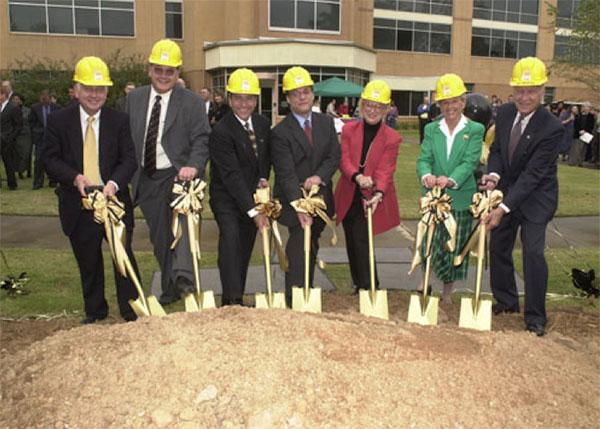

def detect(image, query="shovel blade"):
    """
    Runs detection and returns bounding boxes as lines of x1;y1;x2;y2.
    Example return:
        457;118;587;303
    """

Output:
255;292;287;309
292;287;321;313
198;290;216;310
459;297;492;331
128;298;150;318
146;295;167;317
407;294;439;326
184;293;200;312
359;289;389;320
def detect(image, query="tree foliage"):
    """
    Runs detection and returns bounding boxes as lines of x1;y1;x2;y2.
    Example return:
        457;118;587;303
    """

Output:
2;50;150;107
547;0;600;93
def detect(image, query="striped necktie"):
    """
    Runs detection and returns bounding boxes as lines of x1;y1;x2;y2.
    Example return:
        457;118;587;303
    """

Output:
244;121;258;157
144;95;162;176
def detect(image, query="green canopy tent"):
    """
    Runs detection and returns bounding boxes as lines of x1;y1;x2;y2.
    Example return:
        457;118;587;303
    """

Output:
313;77;364;97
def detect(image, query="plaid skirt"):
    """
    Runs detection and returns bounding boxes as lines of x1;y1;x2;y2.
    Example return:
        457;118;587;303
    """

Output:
421;209;473;283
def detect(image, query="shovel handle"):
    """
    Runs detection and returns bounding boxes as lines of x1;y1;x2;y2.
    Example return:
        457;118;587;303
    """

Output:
262;227;273;305
187;214;202;295
422;224;436;307
123;257;149;312
367;206;376;300
304;224;311;301
473;222;486;313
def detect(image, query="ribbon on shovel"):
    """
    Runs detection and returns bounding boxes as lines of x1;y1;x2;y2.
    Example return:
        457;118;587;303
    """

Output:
290;184;337;246
254;188;288;272
82;190;129;276
170;179;206;256
453;189;503;266
408;187;457;274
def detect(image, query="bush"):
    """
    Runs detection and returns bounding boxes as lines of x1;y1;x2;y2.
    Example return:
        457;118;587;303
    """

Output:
3;50;150;108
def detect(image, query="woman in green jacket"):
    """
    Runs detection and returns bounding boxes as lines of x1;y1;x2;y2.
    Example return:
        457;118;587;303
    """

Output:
415;73;484;304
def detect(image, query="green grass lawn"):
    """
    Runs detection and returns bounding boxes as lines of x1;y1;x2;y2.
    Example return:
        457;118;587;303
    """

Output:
1;246;597;318
2;130;598;218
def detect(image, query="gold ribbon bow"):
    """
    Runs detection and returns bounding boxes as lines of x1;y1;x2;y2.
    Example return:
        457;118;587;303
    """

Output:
408;187;458;274
82;191;128;277
290;185;337;246
254;187;288;272
170;179;206;256
453;190;503;266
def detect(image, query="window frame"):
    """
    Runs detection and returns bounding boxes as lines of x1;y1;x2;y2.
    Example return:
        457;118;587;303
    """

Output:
373;17;452;54
268;0;342;35
165;0;183;40
472;0;539;25
471;26;537;58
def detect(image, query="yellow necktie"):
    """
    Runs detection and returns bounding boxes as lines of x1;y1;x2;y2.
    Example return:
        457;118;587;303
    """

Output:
84;116;101;185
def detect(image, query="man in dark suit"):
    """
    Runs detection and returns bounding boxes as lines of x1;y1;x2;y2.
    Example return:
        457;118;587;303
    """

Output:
30;89;61;189
43;56;140;324
482;57;563;337
200;87;215;126
126;39;210;305
209;68;271;306
271;66;341;306
0;86;23;190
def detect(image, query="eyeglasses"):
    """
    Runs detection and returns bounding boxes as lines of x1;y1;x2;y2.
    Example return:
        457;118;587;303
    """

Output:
151;66;177;77
362;101;386;112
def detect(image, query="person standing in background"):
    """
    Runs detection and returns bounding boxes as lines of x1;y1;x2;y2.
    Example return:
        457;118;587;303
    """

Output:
30;89;61;189
10;93;32;179
416;96;430;144
0;86;23;190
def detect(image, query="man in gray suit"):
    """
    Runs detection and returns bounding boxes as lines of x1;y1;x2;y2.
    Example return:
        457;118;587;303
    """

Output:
126;39;210;305
271;66;340;306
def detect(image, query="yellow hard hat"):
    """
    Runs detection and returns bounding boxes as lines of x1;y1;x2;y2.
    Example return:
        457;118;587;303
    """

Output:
510;57;548;86
226;68;260;95
73;56;113;86
435;73;466;102
282;66;314;92
148;39;182;68
361;80;391;105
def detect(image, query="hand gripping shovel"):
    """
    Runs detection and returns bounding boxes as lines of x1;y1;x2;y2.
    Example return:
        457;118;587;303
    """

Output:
82;189;165;317
170;179;215;312
359;205;388;320
292;223;322;313
254;187;286;309
454;190;503;331
407;223;439;325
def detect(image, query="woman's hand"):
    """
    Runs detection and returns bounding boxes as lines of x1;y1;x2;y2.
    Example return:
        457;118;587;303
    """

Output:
356;174;374;189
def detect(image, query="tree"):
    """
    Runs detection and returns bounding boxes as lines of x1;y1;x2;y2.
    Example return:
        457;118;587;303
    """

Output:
3;50;150;107
547;0;600;94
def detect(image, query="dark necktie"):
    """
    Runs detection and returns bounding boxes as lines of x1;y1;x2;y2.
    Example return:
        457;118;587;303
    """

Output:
144;95;162;176
508;114;523;164
244;121;258;157
303;119;313;146
43;105;48;127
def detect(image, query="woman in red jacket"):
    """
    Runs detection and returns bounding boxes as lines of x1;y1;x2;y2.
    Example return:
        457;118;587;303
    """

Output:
334;80;402;293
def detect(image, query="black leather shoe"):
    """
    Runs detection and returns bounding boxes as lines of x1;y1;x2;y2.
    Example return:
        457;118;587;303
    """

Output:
80;315;107;325
526;323;545;337
492;304;519;315
416;287;433;296
222;298;248;307
122;314;137;322
175;276;195;294
158;293;181;306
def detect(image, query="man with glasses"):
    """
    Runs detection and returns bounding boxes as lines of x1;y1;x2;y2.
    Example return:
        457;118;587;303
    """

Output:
126;39;210;305
271;66;340;307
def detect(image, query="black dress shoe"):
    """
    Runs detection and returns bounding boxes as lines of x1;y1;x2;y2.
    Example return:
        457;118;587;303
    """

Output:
122;314;137;322
80;315;107;324
526;323;545;337
492;304;519;315
175;276;195;294
416;287;433;296
222;298;247;307
158;293;181;306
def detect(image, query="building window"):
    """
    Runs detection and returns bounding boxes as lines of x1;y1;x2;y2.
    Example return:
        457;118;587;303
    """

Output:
374;18;451;53
166;0;183;39
473;0;539;25
374;0;452;16
554;34;570;58
471;27;536;58
269;0;340;33
392;90;427;116
544;87;555;104
8;0;134;36
465;83;475;93
556;0;579;29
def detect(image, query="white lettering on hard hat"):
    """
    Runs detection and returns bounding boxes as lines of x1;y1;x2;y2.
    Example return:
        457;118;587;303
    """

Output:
161;52;169;61
372;90;380;99
443;85;451;96
94;71;103;81
521;70;531;81
294;76;304;85
241;80;250;91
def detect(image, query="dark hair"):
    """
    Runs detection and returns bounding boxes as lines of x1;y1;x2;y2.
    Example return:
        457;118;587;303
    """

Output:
11;92;24;103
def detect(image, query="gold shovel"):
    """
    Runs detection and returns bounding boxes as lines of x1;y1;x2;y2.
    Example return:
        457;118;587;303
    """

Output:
455;190;503;331
407;222;439;325
255;226;286;309
82;190;165;317
292;223;322;313
359;205;388;320
170;179;215;312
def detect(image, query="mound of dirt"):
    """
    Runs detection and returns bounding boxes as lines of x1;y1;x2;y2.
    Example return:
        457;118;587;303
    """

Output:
1;307;599;428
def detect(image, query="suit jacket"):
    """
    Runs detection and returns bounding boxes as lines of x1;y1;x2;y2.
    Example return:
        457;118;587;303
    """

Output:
29;102;61;134
43;103;137;236
334;120;401;235
209;111;271;214
416;117;484;211
487;103;562;223
125;85;210;198
1;101;23;147
271;112;341;226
